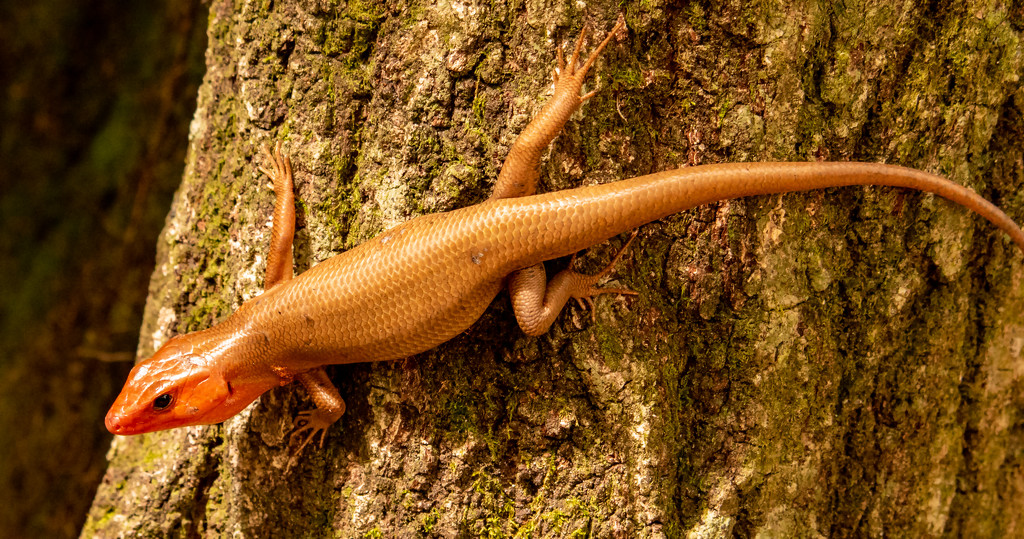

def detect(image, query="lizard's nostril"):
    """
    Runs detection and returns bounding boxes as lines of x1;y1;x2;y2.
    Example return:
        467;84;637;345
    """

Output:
105;411;124;434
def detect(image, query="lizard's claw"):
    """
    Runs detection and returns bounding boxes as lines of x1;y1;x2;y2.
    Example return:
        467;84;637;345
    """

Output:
259;141;291;189
285;409;333;471
588;229;637;281
570;230;640;321
553;14;626;101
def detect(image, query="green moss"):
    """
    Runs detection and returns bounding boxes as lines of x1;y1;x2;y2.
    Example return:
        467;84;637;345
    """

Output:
422;507;441;533
684;2;708;30
346;0;385;24
468;470;521;537
473;92;487;123
611;65;644;89
87;507;116;531
441;396;471;432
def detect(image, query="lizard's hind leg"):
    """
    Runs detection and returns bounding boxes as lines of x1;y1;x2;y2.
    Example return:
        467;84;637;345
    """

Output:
509;231;638;336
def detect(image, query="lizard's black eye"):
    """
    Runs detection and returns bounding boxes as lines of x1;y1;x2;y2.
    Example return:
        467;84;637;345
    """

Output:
153;393;173;411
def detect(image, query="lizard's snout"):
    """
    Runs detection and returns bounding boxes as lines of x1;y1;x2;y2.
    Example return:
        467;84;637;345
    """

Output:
105;409;133;435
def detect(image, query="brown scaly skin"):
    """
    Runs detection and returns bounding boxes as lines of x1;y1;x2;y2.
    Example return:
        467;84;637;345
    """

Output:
106;16;1024;462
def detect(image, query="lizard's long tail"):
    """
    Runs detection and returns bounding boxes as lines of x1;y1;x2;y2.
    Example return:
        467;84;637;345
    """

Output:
493;161;1024;268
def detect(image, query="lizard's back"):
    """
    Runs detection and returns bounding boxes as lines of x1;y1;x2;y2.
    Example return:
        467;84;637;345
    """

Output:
243;201;514;366
237;162;1024;369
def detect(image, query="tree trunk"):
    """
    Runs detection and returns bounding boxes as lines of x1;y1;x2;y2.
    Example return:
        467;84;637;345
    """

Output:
83;0;1024;537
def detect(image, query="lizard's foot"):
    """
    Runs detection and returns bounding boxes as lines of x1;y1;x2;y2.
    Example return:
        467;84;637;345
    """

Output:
283;368;345;470
285;407;343;471
509;231;638;335
569;230;639;321
553;13;626;101
259;141;291;190
490;14;625;201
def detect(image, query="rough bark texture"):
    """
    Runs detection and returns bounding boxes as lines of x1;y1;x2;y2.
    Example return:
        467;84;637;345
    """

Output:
84;0;1024;537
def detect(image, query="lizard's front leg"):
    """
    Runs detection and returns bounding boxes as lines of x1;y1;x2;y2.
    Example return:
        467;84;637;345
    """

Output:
490;15;626;200
286;368;346;468
260;146;347;465
258;142;295;290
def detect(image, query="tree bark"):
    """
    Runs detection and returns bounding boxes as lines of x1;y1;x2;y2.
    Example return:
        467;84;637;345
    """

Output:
84;0;1024;537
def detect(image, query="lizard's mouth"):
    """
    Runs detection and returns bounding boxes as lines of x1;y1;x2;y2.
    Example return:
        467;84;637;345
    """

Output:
104;406;158;435
104;411;134;435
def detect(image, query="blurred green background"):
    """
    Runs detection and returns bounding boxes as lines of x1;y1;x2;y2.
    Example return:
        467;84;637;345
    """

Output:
0;1;207;536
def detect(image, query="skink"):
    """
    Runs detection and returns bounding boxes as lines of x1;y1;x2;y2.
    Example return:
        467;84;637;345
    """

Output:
106;17;1024;457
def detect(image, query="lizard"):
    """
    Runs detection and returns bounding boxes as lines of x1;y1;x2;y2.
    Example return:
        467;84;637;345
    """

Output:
105;16;1024;459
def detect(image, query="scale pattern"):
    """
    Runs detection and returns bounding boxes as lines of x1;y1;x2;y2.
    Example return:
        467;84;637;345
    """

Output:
226;160;1024;374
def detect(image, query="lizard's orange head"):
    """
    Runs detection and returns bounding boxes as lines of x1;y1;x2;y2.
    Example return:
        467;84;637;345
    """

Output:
105;333;263;435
